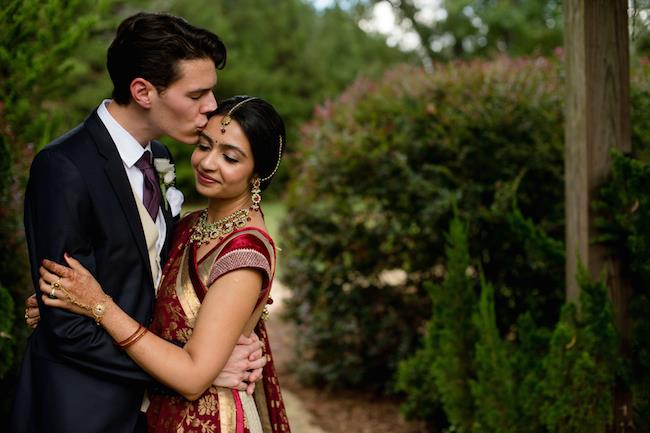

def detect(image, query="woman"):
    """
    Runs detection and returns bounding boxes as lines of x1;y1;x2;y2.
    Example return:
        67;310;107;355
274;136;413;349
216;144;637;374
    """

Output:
38;96;291;433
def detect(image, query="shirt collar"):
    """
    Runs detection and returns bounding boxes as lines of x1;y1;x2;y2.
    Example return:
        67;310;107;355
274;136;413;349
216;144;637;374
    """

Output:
96;99;152;168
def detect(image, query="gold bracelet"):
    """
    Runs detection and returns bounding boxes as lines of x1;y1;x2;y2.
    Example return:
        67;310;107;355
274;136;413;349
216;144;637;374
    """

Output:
91;295;112;325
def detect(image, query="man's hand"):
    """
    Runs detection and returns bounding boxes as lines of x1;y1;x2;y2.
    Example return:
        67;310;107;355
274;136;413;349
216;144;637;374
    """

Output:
212;332;266;395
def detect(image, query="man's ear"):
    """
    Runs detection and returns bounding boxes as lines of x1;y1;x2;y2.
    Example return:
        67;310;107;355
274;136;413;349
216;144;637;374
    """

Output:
130;78;156;108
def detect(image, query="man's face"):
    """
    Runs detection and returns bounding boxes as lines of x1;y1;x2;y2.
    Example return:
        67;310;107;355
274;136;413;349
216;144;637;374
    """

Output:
149;58;218;144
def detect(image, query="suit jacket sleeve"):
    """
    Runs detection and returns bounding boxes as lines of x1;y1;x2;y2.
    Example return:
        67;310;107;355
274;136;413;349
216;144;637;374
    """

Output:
24;148;152;382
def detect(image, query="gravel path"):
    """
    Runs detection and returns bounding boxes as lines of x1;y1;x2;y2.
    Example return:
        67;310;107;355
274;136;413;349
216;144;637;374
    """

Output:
267;282;329;433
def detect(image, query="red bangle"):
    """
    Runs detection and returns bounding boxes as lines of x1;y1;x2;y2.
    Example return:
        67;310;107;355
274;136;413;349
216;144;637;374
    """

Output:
115;324;147;348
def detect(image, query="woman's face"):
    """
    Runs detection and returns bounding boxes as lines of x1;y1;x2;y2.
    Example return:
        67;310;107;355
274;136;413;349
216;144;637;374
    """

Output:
191;115;255;201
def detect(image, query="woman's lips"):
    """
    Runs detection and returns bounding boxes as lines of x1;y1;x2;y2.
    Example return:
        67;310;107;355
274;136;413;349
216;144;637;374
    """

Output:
196;171;218;185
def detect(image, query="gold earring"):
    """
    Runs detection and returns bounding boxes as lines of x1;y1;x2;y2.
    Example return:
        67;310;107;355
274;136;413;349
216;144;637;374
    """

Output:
251;177;261;211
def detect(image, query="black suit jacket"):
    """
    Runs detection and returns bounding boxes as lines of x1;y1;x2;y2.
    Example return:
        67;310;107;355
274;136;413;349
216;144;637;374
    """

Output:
10;109;177;433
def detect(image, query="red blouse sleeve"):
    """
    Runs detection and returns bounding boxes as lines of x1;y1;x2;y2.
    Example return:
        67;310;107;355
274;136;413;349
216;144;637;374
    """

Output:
206;231;274;291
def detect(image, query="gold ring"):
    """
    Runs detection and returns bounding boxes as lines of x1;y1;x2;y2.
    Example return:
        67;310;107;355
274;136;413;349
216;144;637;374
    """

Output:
51;279;62;290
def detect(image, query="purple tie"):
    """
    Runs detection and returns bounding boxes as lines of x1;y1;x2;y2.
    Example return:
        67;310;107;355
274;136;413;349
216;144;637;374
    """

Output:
134;151;161;221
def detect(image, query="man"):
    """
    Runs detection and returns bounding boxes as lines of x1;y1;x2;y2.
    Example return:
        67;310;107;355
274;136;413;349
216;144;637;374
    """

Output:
11;12;264;433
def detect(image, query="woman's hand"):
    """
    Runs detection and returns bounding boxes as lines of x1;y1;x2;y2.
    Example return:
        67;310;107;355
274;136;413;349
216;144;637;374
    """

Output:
39;253;106;317
24;294;40;329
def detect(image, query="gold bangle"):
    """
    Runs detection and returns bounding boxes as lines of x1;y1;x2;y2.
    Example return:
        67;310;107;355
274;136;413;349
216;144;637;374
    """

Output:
116;324;147;349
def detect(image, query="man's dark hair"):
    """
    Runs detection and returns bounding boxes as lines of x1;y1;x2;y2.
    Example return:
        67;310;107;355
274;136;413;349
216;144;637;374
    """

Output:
107;12;226;105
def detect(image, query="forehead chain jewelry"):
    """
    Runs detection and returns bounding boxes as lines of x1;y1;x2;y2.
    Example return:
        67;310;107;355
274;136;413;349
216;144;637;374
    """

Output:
219;96;283;182
220;97;258;133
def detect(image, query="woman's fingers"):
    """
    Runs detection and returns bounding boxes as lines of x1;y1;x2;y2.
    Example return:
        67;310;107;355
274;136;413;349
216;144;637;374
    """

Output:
25;294;37;308
41;259;73;279
41;294;69;308
24;294;41;329
39;277;52;294
40;294;91;317
26;317;38;329
38;265;61;285
64;253;88;276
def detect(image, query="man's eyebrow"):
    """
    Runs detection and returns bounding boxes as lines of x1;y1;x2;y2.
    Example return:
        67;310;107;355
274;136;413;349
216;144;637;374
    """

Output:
189;87;213;94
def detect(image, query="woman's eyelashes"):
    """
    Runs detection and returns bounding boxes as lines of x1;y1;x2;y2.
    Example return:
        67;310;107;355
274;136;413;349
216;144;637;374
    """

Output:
223;154;239;164
197;142;211;151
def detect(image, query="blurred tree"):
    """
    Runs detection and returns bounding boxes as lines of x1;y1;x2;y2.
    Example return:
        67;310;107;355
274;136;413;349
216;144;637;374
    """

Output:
37;0;411;201
631;1;650;58
359;0;563;63
160;0;412;201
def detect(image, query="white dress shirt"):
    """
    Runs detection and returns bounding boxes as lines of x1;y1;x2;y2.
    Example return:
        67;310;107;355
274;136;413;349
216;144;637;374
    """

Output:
96;100;166;287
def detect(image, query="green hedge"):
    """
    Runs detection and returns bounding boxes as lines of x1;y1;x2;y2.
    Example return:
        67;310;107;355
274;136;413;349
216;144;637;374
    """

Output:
395;211;616;433
280;56;567;389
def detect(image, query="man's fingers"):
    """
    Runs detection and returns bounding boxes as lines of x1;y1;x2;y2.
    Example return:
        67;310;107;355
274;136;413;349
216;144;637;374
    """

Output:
248;344;264;361
248;355;267;371
237;334;254;345
248;367;263;383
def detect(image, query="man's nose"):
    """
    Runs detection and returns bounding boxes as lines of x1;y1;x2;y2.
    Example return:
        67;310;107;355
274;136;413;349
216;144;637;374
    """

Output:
202;91;217;113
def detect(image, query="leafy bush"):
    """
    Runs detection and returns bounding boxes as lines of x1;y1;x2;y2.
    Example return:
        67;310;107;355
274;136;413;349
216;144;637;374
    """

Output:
395;94;650;431
0;283;15;378
281;56;566;390
594;152;650;429
540;269;617;433
398;213;617;433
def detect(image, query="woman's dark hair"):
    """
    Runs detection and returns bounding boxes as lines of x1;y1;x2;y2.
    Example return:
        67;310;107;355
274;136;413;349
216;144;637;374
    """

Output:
107;12;227;105
211;96;286;190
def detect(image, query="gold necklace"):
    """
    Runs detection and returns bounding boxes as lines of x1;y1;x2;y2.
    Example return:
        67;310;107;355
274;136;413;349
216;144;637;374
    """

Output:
190;208;251;245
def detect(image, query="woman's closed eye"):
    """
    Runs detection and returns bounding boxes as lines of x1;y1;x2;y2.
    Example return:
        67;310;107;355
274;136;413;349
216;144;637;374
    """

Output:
197;142;211;151
223;154;239;164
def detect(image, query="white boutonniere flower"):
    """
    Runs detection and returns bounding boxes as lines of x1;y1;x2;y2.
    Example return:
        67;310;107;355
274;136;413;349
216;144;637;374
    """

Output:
154;158;183;216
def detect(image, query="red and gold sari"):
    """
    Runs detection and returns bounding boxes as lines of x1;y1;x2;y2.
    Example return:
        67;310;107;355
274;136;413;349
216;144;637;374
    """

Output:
146;211;291;433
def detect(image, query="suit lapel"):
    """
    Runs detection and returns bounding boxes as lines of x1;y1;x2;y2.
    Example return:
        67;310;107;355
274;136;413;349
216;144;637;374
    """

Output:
85;111;154;288
151;142;175;259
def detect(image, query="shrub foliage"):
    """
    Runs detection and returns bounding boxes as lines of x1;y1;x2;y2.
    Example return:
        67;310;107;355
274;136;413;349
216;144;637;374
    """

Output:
281;57;566;389
282;57;650;430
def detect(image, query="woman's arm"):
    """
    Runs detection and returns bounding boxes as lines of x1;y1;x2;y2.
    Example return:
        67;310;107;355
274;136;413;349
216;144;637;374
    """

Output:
40;255;261;401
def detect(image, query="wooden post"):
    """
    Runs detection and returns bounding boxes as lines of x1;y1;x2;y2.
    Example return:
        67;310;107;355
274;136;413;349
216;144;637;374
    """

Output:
564;0;632;431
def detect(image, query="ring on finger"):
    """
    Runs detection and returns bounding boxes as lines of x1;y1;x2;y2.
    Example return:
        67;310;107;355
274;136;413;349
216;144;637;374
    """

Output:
49;286;57;299
51;279;62;290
